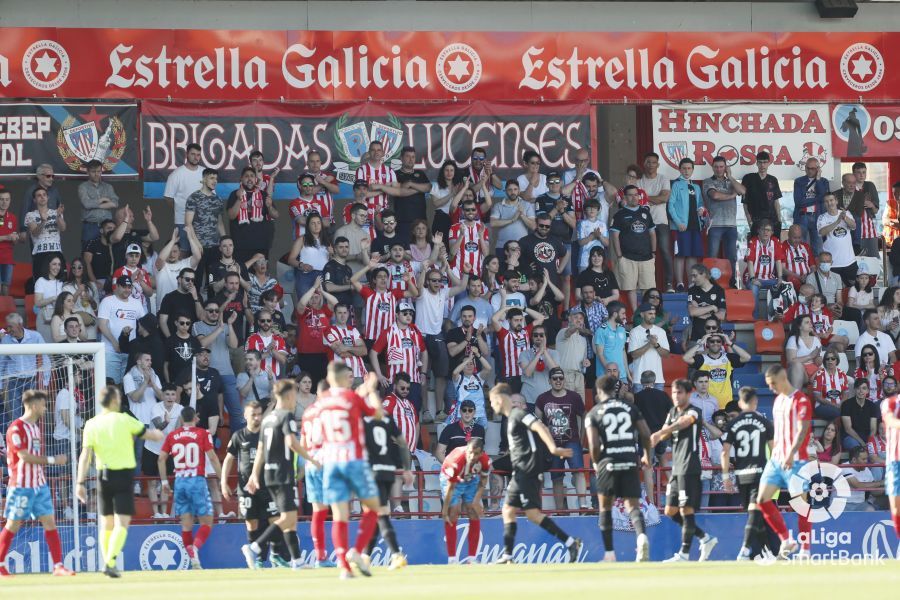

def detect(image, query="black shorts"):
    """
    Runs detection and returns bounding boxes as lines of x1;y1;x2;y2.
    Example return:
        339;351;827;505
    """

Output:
425;334;450;378
268;484;299;513
595;463;642;499
665;473;702;511
738;477;762;509
376;478;394;506
238;489;279;521
141;448;174;478
505;471;542;510
98;468;136;516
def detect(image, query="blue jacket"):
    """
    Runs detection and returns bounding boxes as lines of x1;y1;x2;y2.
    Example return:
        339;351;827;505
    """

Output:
792;176;829;218
668;177;703;230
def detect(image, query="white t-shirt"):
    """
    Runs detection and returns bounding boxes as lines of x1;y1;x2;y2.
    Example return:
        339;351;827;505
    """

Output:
98;294;146;352
415;288;448;336
576;217;608;267
144;401;182;455
34;277;63;319
516;174;548;200
430;183;454;215
122;367;161;424
842;467;874;504
53;388;83;441
155;257;193;308
817;211;855;268
855;330;894;364
491;291;527;330
785;335;821;359
639;173;671;225
25;209;62;254
627;324;670;384
163;164;203;225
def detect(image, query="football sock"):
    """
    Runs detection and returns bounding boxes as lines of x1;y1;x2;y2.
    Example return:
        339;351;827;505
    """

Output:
503;521;517;555
354;508;379;553
181;530;194;552
283;530;301;561
690;516;707;541
0;528;15;562
598;511;614;552
680;514;696;554
444;521;458;557
107;526;128;567
467;519;480;558
669;513;684;527
311;509;328;561
893;513;900;538
101;528;112;563
629;508;646;536
798;514;811;550
759;500;789;541
743;509;763;551
44;529;62;565
251;523;282;554
332;521;350;570
194;525;211;550
538;516;570;543
379;516;400;555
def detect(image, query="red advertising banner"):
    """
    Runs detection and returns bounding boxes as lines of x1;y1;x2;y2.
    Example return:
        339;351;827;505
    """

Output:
0;29;897;102
832;103;900;158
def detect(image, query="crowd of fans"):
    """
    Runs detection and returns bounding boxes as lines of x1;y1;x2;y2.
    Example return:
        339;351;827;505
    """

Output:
1;142;897;514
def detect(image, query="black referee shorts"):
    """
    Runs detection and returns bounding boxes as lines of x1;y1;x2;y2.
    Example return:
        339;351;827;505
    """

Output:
665;474;702;511
99;468;136;516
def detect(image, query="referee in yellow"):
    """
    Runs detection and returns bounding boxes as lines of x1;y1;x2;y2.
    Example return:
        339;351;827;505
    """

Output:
76;386;164;578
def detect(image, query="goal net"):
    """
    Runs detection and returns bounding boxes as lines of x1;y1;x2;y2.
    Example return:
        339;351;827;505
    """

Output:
0;342;105;574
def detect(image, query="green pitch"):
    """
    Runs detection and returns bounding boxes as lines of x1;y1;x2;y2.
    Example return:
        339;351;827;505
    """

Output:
3;562;899;599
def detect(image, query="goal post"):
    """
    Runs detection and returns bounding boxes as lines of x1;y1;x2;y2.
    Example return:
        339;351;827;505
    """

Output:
0;342;105;574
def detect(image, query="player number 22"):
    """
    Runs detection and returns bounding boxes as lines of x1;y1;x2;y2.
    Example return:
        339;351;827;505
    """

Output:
601;412;632;442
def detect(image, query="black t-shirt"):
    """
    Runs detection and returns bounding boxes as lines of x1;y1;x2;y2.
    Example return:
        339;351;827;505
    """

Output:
164;334;202;383
666;404;702;476
215;288;248;343
372;231;411;259
840;398;880;442
226;427;260;491
535;193;574;240
393;169;430;223
610;206;655;262
260;409;297;486
322;259;354;307
84;238;115;281
519;233;567;283
112;229;149;270
740;173;783;222
176;365;223;419
687;283;726;340
586;399;645;469
159;290;198;326
446;326;486;372
507;408;543;476
439;421;486;456
207;260;250;293
364;415;403;482
720;411;773;484
227;189;273;251
575;268;619;299
635;388;672;434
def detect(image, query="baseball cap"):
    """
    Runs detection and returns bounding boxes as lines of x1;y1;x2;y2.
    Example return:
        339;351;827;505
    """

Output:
546;171;562;181
858;262;869;275
397;299;416;313
460;399;476;410
638;302;654;313
126;243;142;254
353;179;368;189
116;274;133;287
196;346;212;354
548;366;564;378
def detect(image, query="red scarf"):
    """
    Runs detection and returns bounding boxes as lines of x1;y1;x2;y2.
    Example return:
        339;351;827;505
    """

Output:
237;188;265;225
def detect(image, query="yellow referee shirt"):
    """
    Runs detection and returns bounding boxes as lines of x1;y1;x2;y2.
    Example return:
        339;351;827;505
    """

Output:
82;411;146;470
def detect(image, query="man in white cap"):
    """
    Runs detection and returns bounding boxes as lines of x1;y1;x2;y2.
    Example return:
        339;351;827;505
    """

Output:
112;243;154;311
370;299;429;417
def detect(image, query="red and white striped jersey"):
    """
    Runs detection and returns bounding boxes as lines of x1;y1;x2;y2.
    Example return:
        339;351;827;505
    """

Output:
772;390;812;462
360;286;404;342
449;221;489;277
6;418;46;489
783;302;811;324
780;241;815;278
289;197;327;238
160;426;214;477
382;393;418;452
496;324;533;378
441;446;492;483
880;395;900;462
809;309;833;335
860;210;877;239
300;403;323;460
747;237;782;280
323;325;368;379
113;265;152;307
315;387;375;463
386;260;414;291
245;332;288;377
373;324;426;384
811;367;848;404
355;163;396;239
615;187;649;207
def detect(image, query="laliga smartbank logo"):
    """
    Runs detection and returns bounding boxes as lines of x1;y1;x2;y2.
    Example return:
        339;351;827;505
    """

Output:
788;460;851;523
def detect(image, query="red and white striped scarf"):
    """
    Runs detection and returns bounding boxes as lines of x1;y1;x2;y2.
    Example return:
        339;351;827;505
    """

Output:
237;189;265;225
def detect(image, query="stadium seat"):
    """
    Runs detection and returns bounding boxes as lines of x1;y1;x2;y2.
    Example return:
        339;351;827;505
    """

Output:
702;258;732;288
832;319;859;347
24;294;36;329
0;295;16;322
754;322;785;354
837;352;850;374
725;289;755;323
662;355;687;383
856;256;881;284
732;372;766;391
10;262;29;299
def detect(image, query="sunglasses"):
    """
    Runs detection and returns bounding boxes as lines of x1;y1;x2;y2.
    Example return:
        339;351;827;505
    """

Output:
548;179;561;184
258;319;272;324
862;353;875;357
648;295;661;300
825;356;838;361
300;183;315;187
206;308;220;313
182;277;195;283
551;376;565;381
472;156;485;161
461;407;476;413
178;321;191;326
383;221;396;226
705;325;718;331
536;224;551;229
428;278;441;283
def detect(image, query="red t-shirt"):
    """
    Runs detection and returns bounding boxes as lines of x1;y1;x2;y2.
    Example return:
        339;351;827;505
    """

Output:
0;211;18;264
295;305;333;355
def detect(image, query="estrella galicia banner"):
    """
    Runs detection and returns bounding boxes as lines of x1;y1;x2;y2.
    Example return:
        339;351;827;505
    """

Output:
140;101;592;199
831;103;900;158
0;102;139;177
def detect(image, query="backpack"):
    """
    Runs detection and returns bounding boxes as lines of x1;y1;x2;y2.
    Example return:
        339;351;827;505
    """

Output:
767;280;797;321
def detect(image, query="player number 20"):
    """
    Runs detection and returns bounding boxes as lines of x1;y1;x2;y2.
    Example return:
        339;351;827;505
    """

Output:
171;442;200;469
601;412;632;442
734;429;761;458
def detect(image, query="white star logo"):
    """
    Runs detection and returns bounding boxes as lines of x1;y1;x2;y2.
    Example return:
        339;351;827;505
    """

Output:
446;54;470;81
33;52;58;78
151;543;178;569
850;54;873;80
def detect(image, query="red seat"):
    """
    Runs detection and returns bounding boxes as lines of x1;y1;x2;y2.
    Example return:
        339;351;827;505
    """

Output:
10;263;29;299
662;355;688;383
755;321;786;354
702;258;732;289
0;296;16;322
725;289;755;323
24;294;36;329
